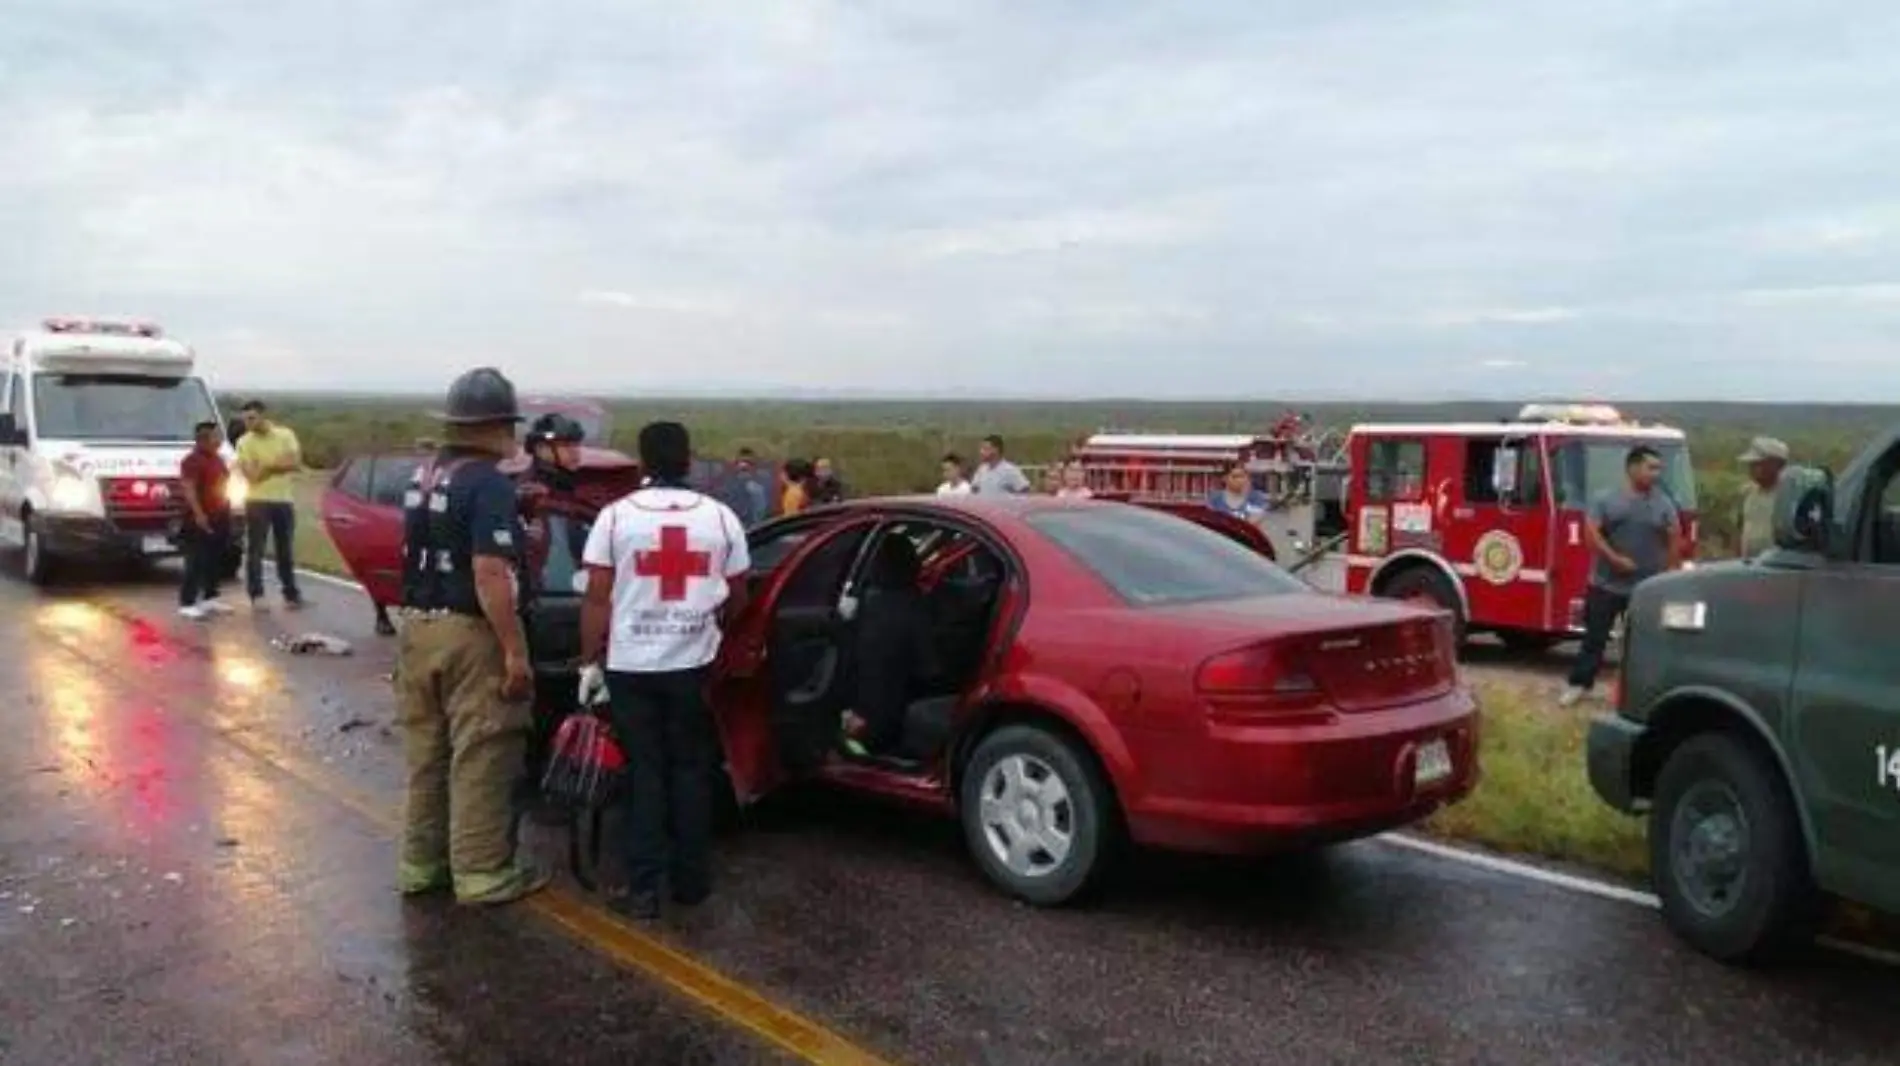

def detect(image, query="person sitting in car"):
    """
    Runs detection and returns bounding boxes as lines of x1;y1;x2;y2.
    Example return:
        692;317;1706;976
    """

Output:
842;535;940;758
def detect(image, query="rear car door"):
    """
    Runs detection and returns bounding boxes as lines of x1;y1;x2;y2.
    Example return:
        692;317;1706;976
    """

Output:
712;515;880;802
1787;460;1900;912
319;454;422;605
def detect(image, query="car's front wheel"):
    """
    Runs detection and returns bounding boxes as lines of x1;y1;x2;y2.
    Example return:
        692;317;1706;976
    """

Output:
959;724;1116;905
1651;731;1815;963
21;512;52;586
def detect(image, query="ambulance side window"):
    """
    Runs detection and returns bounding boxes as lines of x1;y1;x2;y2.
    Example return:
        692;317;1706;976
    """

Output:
1365;439;1426;502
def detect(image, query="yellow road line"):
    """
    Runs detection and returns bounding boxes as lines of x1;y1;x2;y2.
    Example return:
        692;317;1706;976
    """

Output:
37;619;900;1066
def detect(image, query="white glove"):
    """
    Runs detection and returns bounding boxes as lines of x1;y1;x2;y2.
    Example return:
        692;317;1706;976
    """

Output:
577;664;608;707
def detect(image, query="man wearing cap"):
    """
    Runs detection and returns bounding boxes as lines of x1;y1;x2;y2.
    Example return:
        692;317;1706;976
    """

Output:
1738;436;1790;558
393;367;548;905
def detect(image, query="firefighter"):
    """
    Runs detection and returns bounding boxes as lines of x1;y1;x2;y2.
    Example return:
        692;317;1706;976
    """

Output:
525;411;586;491
578;420;751;919
394;366;549;905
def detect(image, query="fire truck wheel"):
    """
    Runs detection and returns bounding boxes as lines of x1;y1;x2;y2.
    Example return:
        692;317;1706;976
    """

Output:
1377;565;1465;643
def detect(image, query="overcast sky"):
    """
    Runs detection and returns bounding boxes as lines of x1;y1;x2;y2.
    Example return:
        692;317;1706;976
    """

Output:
4;1;1897;400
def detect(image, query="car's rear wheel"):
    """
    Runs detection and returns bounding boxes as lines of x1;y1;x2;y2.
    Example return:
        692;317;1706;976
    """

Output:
1378;565;1464;644
959;724;1115;905
1651;731;1815;963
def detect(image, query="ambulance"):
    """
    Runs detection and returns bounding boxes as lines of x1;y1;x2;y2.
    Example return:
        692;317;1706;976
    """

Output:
0;317;243;584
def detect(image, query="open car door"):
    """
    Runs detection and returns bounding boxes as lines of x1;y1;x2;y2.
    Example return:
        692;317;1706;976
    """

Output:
712;514;881;805
320;453;426;606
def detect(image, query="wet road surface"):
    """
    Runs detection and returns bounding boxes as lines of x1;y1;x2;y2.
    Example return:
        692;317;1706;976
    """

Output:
0;564;1894;1065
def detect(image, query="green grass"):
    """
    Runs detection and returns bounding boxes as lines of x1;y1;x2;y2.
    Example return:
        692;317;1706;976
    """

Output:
1423;682;1649;880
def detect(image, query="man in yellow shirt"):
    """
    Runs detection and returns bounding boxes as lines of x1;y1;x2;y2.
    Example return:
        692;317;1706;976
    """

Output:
235;400;305;610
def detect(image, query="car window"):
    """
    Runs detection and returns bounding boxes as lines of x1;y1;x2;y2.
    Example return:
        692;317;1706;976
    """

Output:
539;513;588;595
776;526;872;609
1028;506;1310;606
749;529;812;574
369;455;425;508
332;458;372;500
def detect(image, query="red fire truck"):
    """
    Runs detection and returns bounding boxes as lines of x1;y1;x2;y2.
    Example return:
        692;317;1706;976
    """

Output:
1068;404;1699;649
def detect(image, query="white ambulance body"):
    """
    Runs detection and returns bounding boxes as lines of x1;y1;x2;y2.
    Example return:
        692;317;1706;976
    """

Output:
0;318;242;583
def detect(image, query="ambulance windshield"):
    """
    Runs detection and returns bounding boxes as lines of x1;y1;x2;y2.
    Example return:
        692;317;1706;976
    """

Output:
31;374;220;443
1553;440;1698;511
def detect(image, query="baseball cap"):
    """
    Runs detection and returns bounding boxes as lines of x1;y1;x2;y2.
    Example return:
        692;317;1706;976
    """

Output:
1737;436;1790;463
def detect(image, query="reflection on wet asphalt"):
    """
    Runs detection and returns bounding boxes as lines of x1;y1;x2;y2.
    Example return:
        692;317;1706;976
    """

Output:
0;566;1894;1066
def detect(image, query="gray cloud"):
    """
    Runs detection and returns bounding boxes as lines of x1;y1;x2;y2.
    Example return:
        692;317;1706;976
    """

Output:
3;0;1898;399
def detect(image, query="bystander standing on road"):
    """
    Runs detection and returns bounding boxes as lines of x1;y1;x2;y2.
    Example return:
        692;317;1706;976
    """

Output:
177;420;235;620
393;368;548;906
781;458;812;514
235;399;305;611
1054;461;1094;498
731;447;770;526
1560;445;1684;706
1208;461;1270;524
1737;436;1789;558
936;453;972;495
578;421;750;920
810;456;846;504
970;435;1031;495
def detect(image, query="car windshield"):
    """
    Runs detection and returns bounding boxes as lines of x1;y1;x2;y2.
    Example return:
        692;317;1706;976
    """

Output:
31;374;220;443
1552;440;1698;510
1026;505;1310;606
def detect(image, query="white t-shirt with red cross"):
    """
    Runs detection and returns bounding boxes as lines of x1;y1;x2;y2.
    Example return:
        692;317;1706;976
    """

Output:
582;487;751;673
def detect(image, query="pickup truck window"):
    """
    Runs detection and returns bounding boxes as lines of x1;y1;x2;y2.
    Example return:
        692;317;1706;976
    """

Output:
1871;469;1900;564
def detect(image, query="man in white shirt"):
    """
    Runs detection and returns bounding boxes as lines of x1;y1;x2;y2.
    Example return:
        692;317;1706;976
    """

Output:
969;434;1031;495
578;421;750;920
935;452;972;496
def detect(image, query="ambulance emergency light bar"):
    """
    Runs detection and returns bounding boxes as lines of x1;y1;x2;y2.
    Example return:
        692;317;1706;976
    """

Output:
42;317;164;339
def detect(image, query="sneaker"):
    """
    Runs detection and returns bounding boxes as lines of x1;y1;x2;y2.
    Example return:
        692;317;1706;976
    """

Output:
200;598;234;615
284;596;305;612
1557;686;1588;707
178;604;209;620
250;597;269;613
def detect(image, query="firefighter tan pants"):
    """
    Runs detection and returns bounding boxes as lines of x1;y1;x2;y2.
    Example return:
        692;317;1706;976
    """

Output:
394;613;535;903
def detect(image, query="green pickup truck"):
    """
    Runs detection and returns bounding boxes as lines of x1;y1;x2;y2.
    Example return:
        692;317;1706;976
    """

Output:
1586;438;1900;963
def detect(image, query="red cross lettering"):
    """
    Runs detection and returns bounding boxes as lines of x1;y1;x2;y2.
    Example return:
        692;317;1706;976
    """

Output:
635;525;711;601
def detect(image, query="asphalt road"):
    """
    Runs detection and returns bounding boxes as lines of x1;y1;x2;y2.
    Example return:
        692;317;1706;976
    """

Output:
0;561;1893;1066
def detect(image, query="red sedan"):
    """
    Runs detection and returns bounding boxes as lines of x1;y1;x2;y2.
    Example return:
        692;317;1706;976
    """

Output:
708;494;1478;904
326;472;1477;904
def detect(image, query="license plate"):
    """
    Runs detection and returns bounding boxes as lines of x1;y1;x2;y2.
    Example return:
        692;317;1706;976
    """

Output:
141;534;172;555
1414;738;1453;786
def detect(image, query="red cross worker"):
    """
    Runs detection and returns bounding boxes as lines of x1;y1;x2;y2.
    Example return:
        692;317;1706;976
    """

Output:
577;421;750;920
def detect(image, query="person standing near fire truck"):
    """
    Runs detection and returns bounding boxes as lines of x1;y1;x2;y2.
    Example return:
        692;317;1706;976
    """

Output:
1560;445;1684;707
1207;461;1270;524
577;420;750;920
393;367;547;905
971;434;1031;495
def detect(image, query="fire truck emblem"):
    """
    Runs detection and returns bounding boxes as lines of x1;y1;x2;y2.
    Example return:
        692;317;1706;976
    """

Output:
1473;530;1523;585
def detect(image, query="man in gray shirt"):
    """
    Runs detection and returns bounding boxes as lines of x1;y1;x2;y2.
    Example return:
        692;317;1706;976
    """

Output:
970;434;1031;495
1561;444;1684;705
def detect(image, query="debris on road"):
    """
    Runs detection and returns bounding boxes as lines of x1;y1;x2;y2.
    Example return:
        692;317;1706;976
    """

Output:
272;633;354;656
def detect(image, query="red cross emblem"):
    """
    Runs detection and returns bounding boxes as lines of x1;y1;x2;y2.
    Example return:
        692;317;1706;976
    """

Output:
635;525;711;601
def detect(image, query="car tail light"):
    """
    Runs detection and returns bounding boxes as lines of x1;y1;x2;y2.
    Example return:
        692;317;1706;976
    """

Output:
1195;642;1326;717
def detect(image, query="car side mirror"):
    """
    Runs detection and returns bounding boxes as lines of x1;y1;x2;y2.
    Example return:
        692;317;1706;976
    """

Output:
1772;465;1832;552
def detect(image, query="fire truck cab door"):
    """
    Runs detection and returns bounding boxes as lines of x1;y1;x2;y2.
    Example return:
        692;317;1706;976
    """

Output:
1451;435;1552;633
